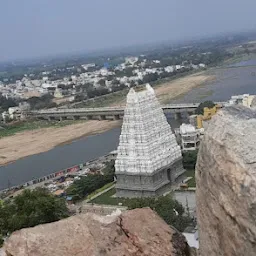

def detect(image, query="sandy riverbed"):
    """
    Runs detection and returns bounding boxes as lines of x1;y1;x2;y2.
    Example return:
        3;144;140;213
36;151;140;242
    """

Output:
111;72;215;106
155;72;215;103
0;120;120;165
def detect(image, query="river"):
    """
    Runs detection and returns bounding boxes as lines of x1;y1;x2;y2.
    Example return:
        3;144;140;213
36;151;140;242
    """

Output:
173;59;256;103
0;128;121;190
1;59;256;190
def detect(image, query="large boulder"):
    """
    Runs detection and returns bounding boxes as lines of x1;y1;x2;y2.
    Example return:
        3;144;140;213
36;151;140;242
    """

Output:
196;106;256;256
3;208;192;256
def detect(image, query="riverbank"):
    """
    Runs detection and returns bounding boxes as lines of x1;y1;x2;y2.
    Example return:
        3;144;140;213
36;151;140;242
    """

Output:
72;70;215;108
109;71;215;106
0;120;86;138
154;72;216;103
0;120;120;166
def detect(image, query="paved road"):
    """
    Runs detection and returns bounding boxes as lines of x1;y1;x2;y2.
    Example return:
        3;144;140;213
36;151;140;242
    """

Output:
174;191;196;215
84;184;115;203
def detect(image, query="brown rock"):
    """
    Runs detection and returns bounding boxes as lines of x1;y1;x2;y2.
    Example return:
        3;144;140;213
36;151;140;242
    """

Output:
196;106;256;256
3;208;191;256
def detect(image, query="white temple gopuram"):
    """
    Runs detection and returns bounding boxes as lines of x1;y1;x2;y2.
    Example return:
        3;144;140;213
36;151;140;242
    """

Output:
115;84;185;198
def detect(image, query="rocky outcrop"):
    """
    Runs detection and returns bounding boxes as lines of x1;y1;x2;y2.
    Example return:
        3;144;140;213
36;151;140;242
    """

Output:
196;106;256;256
3;208;192;256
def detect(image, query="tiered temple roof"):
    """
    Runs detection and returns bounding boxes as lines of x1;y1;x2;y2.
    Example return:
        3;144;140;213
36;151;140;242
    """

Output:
115;84;182;174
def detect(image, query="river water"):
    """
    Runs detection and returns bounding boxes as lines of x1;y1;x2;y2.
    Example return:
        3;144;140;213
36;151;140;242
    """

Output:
0;128;121;190
173;60;256;103
1;59;256;190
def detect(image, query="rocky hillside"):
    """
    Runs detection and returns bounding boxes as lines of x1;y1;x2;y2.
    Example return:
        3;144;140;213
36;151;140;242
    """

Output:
2;208;194;256
196;105;256;256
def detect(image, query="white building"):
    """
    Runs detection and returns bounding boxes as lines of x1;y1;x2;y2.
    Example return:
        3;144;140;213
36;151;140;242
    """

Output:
199;63;206;68
81;63;95;70
176;124;201;151
71;75;77;82
118;76;129;84
125;57;138;65
6;106;22;120
42;83;54;89
164;66;174;73
228;94;255;108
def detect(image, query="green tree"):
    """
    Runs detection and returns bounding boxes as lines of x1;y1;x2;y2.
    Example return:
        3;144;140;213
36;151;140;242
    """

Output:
142;73;159;84
66;161;115;201
182;150;198;169
130;80;136;87
112;79;119;86
125;195;192;232
0;94;18;111
0;188;69;239
98;79;106;86
195;100;215;115
26;94;56;110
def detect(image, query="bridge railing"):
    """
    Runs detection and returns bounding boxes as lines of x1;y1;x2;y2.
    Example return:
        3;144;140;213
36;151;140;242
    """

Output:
26;102;226;115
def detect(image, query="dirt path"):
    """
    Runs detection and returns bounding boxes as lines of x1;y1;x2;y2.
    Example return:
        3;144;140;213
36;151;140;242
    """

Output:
0;120;120;166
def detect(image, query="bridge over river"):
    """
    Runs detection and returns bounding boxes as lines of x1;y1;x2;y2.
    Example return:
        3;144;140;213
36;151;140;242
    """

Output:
25;102;226;121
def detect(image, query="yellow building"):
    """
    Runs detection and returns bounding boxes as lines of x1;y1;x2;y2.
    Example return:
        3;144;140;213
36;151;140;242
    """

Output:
197;105;221;129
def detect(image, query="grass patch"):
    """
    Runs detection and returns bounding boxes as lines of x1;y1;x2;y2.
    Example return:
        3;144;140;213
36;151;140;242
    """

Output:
86;182;114;200
91;170;197;205
221;53;256;67
0;120;85;138
90;188;128;205
184;169;196;187
74;89;129;108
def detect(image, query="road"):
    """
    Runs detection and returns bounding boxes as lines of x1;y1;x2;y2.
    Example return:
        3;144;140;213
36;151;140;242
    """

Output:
174;190;196;215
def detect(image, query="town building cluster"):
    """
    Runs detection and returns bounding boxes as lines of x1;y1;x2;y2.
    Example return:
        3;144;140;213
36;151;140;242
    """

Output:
227;94;256;108
0;55;207;102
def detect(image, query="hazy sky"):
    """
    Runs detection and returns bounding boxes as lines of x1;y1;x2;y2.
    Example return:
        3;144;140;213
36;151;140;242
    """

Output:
1;0;256;61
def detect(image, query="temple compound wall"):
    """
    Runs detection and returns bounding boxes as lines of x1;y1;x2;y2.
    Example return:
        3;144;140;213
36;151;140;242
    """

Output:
116;159;184;198
115;84;185;198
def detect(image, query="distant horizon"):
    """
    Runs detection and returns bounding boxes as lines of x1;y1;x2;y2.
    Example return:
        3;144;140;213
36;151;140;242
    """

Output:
1;0;256;62
1;29;255;65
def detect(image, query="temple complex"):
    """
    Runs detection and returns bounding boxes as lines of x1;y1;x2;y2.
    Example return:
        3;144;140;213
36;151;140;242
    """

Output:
115;84;185;198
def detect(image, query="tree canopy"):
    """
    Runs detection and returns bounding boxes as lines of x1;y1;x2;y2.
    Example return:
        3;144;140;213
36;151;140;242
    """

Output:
0;94;18;111
125;196;193;232
195;100;215;115
182;150;198;169
0;188;69;245
26;94;57;110
66;161;115;201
